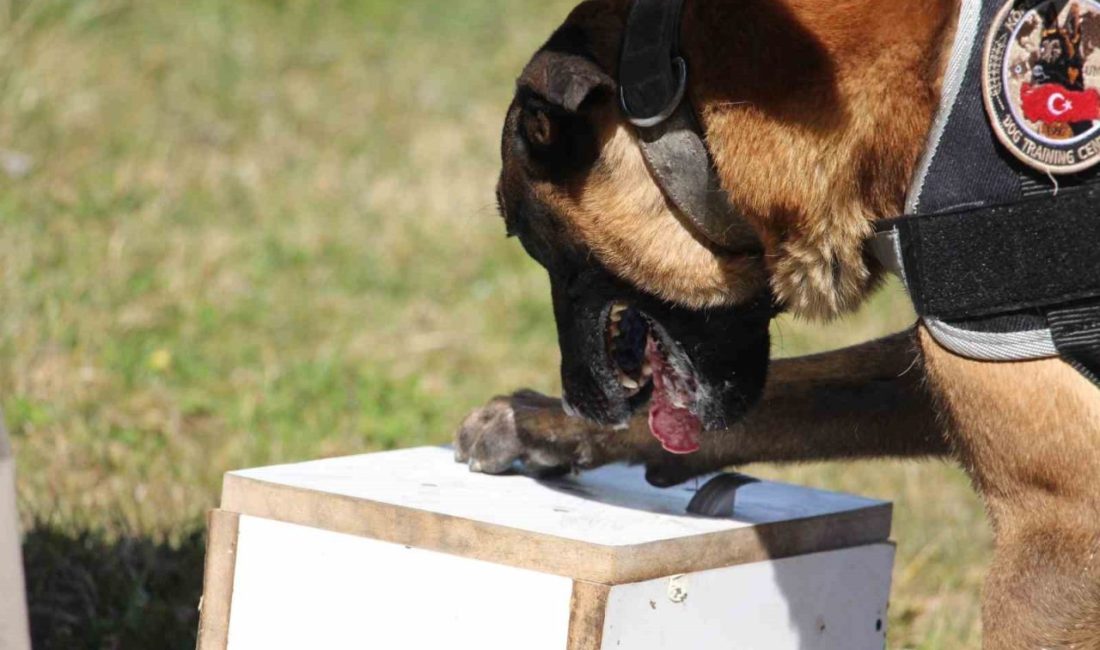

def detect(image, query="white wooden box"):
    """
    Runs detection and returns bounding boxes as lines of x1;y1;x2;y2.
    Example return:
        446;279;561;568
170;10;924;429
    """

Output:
197;447;895;650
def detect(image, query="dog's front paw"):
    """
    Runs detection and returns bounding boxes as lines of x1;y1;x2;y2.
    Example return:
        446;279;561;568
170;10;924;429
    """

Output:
454;395;527;474
454;390;586;477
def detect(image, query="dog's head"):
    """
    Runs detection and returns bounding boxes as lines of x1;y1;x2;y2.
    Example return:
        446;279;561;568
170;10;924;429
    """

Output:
497;0;943;451
497;13;772;453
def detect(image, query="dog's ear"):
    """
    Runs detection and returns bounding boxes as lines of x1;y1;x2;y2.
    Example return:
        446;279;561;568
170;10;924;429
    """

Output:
520;51;615;114
517;52;613;169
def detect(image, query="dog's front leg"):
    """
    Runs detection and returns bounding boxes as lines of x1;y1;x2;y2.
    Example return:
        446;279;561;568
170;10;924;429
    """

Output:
456;328;951;483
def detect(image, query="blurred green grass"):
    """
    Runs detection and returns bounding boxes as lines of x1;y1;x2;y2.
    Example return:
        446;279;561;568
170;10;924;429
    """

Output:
0;0;987;647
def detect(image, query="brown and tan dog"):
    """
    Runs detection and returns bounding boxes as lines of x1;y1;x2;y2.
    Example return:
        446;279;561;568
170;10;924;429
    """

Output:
454;1;1100;646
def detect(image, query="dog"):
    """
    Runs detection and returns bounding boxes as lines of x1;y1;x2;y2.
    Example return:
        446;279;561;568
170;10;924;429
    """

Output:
454;0;1100;647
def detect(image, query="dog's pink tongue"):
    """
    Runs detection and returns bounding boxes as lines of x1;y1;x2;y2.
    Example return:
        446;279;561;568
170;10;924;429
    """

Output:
646;339;702;455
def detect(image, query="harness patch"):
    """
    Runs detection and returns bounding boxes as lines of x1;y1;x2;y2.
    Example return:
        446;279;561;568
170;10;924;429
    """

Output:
983;0;1100;173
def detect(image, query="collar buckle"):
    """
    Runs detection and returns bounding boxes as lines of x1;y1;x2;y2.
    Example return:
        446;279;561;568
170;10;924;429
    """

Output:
621;56;688;128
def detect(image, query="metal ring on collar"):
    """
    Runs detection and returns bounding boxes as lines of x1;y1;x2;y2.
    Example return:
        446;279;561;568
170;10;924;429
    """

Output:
621;57;688;128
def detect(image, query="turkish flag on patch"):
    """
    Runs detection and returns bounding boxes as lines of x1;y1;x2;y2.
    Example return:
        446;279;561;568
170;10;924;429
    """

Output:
1020;83;1100;124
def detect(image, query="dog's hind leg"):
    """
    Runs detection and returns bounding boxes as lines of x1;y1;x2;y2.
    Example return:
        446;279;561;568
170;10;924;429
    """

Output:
456;328;952;483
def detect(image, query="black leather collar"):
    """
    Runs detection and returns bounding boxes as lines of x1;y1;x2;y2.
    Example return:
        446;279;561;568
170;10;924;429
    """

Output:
619;0;686;127
618;0;759;255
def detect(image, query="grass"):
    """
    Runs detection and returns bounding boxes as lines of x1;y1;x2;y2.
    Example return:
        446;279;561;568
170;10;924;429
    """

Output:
0;0;987;647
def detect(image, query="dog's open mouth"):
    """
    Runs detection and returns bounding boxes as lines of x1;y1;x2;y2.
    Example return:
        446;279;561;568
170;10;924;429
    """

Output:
606;301;702;455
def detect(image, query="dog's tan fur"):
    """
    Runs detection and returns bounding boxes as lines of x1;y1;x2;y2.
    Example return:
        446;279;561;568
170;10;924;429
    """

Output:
458;0;1100;647
530;0;953;318
540;120;768;308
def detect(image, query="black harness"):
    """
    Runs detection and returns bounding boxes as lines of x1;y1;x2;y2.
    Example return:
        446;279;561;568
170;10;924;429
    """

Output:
619;0;1100;386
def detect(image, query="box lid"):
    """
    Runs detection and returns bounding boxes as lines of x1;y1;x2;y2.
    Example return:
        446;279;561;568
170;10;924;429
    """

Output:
221;446;891;584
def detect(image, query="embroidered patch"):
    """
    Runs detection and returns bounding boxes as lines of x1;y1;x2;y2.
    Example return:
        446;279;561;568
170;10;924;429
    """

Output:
984;0;1100;173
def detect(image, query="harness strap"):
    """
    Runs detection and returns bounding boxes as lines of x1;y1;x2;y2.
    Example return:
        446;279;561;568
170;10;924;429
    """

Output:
1049;300;1100;385
875;184;1100;321
619;0;760;254
872;187;1100;378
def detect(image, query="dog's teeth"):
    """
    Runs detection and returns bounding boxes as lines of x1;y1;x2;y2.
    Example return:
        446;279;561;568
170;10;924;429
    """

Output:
610;312;623;324
621;377;639;390
641;363;652;377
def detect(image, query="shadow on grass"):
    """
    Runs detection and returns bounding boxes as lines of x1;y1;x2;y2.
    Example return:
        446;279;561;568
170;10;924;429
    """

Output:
22;522;205;650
